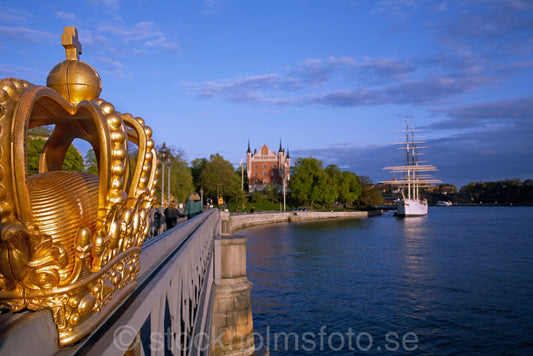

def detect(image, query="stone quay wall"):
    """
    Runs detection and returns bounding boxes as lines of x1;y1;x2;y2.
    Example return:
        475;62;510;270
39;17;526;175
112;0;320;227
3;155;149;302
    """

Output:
220;211;371;234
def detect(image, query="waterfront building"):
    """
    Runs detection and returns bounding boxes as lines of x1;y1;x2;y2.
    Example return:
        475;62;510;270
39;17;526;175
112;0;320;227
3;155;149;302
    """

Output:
247;141;290;193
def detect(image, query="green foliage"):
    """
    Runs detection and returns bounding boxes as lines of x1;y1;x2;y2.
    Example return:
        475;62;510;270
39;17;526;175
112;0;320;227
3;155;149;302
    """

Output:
191;158;207;190
339;171;362;205
169;155;194;204
288;158;378;209
357;185;384;208
27;138;83;175
84;149;98;174
290;157;321;206
199;154;241;203
438;184;457;194
263;184;278;203
152;145;195;207
63;145;84;172
27;139;45;175
324;165;363;207
28;126;52;137
353;177;383;208
228;196;279;213
252;193;265;204
233;189;248;210
325;164;343;198
457;179;533;205
290;158;336;208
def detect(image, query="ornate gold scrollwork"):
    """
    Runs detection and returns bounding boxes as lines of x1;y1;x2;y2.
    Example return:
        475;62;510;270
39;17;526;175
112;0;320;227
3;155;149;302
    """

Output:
0;27;158;345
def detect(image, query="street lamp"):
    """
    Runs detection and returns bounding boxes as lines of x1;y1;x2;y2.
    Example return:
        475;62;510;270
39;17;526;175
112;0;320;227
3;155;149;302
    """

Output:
279;165;287;212
282;166;286;212
159;143;170;208
165;153;173;207
200;187;204;208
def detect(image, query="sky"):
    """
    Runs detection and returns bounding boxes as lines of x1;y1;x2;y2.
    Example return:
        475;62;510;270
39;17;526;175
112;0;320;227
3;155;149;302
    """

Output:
1;0;532;189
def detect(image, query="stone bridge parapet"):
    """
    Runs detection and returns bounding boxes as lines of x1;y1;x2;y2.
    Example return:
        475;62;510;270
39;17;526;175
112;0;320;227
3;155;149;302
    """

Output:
220;211;371;234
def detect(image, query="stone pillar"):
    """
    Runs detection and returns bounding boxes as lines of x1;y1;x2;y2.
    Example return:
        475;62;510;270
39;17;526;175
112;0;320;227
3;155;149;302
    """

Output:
220;210;231;235
211;235;255;356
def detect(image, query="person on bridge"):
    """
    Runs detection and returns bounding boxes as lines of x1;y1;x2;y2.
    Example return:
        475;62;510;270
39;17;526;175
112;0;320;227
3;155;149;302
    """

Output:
182;192;203;219
164;201;179;229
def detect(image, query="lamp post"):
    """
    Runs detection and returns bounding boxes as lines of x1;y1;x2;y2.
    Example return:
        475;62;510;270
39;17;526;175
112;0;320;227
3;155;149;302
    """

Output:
159;143;170;208
200;187;204;208
283;165;287;211
279;163;287;212
166;154;173;207
240;158;244;191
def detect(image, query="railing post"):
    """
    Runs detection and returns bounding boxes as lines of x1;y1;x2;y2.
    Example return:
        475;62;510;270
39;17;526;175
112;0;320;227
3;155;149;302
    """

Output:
211;235;255;356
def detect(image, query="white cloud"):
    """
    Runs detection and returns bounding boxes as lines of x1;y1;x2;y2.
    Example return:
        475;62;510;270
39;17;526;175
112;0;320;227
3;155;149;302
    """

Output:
0;26;54;42
55;11;75;21
0;7;33;23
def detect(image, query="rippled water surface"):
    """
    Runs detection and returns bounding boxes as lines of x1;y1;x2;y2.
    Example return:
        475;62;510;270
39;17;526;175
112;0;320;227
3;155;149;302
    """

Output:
244;207;533;355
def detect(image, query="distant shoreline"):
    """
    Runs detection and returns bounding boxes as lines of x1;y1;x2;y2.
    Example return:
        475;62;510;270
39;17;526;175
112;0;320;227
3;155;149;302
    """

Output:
220;210;380;234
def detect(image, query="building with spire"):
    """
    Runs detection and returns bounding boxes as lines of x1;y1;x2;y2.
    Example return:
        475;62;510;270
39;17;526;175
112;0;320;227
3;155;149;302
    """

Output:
246;141;290;193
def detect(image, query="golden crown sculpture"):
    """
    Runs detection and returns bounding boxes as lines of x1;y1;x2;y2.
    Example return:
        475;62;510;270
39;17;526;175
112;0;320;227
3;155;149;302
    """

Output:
0;27;158;345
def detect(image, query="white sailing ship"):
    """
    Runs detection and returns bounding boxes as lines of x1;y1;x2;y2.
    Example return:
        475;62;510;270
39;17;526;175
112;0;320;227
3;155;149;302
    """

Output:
382;121;441;217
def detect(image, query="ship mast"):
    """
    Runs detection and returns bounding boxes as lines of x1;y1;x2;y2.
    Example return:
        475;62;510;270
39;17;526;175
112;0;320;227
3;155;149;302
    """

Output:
406;120;411;200
382;120;441;196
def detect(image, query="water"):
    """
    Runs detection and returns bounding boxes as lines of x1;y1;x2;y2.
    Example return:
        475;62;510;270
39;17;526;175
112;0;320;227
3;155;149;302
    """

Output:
244;207;533;355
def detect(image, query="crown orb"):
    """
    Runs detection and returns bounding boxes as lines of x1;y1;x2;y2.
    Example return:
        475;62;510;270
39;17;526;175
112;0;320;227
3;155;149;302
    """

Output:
46;60;102;105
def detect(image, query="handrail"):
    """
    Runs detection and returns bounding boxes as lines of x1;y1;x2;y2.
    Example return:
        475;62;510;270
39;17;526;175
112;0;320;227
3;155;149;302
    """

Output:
74;209;219;355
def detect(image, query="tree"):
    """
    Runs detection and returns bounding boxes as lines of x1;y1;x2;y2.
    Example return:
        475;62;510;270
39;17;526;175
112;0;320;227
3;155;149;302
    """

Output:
27;139;46;175
152;144;195;206
199;154;240;203
339;171;362;206
62;145;84;172
169;155;194;204
84;149;98;174
290;157;335;208
325;164;343;201
27;138;84;175
191;158;208;190
263;184;278;203
356;176;383;208
28;126;52;137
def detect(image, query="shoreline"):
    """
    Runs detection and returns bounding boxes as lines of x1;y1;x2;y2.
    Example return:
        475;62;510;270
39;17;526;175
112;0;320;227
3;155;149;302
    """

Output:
220;210;381;234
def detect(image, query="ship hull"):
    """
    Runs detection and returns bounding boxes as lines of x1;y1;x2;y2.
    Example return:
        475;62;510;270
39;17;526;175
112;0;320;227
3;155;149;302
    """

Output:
396;198;428;217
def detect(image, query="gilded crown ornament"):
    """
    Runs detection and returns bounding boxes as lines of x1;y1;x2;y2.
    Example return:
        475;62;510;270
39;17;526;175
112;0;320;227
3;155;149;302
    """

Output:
0;27;158;345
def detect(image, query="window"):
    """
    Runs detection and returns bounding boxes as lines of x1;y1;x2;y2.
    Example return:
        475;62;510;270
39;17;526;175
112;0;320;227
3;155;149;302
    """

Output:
272;164;276;169
254;179;257;184
255;172;258;176
263;180;267;184
263;164;267;169
263;171;266;176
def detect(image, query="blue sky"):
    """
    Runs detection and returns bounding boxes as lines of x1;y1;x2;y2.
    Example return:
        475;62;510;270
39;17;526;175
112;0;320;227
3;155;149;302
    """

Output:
1;0;532;188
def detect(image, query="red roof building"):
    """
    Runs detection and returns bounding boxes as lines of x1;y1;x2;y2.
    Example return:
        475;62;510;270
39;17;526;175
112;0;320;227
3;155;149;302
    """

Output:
247;141;290;193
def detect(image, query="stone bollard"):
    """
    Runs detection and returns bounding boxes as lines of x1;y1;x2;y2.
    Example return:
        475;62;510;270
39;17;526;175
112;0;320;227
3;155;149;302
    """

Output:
211;235;255;356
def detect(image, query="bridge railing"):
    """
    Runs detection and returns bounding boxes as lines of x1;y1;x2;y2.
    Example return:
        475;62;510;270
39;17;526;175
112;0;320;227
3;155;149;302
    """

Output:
74;208;219;355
